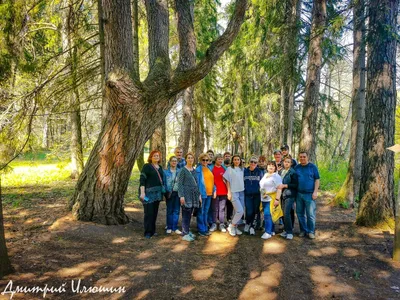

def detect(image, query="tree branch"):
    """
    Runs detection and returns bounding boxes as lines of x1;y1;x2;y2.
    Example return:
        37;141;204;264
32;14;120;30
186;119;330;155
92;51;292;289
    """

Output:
169;0;247;96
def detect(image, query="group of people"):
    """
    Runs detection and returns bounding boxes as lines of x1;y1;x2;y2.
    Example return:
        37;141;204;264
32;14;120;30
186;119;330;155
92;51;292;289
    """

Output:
139;145;320;242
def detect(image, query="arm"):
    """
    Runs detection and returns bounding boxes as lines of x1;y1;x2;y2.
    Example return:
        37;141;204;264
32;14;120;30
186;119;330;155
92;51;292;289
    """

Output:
312;179;320;200
226;180;232;200
139;164;149;201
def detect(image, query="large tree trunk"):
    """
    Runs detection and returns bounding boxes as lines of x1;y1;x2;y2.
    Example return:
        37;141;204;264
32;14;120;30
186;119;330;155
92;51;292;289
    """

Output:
69;0;247;224
335;0;366;207
0;178;13;278
178;88;194;154
150;121;166;168
356;0;398;226
330;103;352;170
299;0;326;163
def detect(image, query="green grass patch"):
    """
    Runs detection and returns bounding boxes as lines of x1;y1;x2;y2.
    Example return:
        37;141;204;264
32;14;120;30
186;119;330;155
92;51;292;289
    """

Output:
318;162;348;193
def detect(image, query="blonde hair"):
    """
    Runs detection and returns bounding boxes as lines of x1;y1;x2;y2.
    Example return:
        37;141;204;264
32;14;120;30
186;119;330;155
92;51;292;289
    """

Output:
198;153;209;162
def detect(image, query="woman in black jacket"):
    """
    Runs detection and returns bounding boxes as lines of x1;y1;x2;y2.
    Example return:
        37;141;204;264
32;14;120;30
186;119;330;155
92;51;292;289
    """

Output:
277;155;298;240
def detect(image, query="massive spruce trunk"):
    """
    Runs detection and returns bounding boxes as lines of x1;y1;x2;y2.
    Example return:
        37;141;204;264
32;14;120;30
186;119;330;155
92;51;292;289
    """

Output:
334;0;365;207
0;179;12;278
299;0;326;163
69;0;247;224
150;121;166;168
356;0;398;227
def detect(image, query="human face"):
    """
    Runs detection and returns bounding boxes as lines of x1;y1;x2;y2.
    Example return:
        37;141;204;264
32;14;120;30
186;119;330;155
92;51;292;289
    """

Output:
186;155;194;166
170;158;178;168
201;157;209;167
207;152;214;160
258;160;266;169
267;163;276;174
283;158;292;170
281;149;288;156
233;157;241;167
175;149;183;159
151;153;160;164
224;154;231;161
215;157;223;166
299;153;308;165
249;159;258;170
274;152;282;162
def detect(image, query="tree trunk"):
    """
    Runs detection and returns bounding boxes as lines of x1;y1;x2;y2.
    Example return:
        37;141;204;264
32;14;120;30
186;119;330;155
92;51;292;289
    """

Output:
0;178;13;278
137;146;145;171
193;111;205;160
178;87;194;154
69;0;247;224
356;0;398;226
335;0;366;208
299;0;326;163
42;111;49;149
150;121;166;168
330;103;352;170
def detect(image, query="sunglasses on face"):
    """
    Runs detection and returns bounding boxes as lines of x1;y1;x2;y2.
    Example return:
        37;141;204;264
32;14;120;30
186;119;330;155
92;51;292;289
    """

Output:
171;160;177;163
202;159;209;162
250;161;258;164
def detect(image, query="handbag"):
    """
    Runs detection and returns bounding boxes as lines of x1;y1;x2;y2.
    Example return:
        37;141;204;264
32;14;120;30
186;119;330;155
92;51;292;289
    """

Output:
151;164;166;194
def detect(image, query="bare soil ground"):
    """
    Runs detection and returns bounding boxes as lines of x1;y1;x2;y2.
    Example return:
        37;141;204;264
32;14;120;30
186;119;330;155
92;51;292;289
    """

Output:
1;185;400;300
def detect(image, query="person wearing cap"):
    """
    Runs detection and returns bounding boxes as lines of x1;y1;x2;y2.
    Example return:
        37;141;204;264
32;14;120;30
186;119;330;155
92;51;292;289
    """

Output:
280;144;297;167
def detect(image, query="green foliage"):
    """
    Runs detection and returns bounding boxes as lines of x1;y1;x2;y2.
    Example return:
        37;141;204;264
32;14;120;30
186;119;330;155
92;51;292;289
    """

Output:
318;161;348;193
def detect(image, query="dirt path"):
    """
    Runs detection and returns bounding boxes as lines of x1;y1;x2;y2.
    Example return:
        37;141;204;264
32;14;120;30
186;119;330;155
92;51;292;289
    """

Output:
1;189;399;299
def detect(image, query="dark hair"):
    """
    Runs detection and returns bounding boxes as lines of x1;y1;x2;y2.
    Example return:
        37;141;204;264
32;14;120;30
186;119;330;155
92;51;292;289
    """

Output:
207;149;214;155
258;155;266;162
299;151;308;156
231;154;243;168
224;158;231;165
266;160;277;172
283;154;293;161
148;150;162;163
223;151;231;157
169;155;177;162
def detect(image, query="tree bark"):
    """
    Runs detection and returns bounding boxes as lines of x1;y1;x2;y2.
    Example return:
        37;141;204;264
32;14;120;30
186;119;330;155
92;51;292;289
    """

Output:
150;121;166;168
335;0;366;208
356;0;398;226
299;0;326;163
136;146;145;171
69;0;247;224
330;103;351;170
0;178;13;278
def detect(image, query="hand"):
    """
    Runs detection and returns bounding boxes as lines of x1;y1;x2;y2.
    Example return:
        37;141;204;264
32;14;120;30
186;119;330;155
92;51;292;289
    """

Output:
312;191;318;200
180;197;185;206
227;192;231;201
274;199;279;207
213;191;217;199
140;193;145;202
277;184;285;189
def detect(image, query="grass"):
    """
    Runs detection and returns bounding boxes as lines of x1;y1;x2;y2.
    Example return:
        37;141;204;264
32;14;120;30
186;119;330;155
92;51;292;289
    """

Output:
318;162;348;194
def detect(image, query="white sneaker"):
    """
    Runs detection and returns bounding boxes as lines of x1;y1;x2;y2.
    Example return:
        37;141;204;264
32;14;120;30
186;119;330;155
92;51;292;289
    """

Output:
236;227;243;235
280;231;287;238
261;232;272;240
244;224;250;233
220;224;227;233
166;229;172;234
286;234;294;240
228;224;236;236
210;223;217;232
249;227;255;236
174;229;182;235
271;232;275;236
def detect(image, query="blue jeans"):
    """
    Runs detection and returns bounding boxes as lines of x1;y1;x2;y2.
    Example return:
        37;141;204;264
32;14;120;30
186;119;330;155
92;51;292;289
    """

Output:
283;197;295;234
208;201;214;225
181;206;193;235
231;191;245;225
262;201;275;235
245;193;260;228
197;196;212;233
296;192;316;234
166;192;180;231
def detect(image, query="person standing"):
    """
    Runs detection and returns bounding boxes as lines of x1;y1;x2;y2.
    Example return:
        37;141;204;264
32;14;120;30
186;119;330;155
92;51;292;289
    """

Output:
164;156;182;235
259;161;283;240
139;150;165;239
273;149;283;172
244;156;263;235
167;147;186;169
211;154;228;232
280;144;297;167
277;155;298;240
223;154;245;237
177;153;201;242
223;152;233;222
196;153;215;236
295;151;320;239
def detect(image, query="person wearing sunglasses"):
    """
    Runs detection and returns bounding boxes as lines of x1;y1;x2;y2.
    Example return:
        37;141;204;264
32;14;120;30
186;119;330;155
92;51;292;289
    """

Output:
195;153;216;236
244;156;263;235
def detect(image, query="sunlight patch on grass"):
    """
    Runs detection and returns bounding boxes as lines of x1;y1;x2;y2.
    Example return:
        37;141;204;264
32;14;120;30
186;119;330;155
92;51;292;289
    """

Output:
112;237;131;244
180;285;194;295
308;247;338;257
343;248;360;257
56;261;102;277
192;264;215;281
135;289;150;300
239;262;282;300
136;250;154;260
310;265;355;298
202;232;239;255
171;243;189;253
262;239;286;254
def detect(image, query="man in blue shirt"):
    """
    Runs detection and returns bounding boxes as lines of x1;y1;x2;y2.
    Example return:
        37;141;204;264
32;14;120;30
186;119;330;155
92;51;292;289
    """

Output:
294;151;320;239
167;147;186;169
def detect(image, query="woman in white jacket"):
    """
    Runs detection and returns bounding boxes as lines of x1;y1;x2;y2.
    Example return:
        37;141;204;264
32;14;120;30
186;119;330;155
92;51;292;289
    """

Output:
259;161;282;240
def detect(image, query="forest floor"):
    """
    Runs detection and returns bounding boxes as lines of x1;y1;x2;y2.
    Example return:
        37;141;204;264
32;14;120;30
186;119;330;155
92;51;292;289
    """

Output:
1;180;400;300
